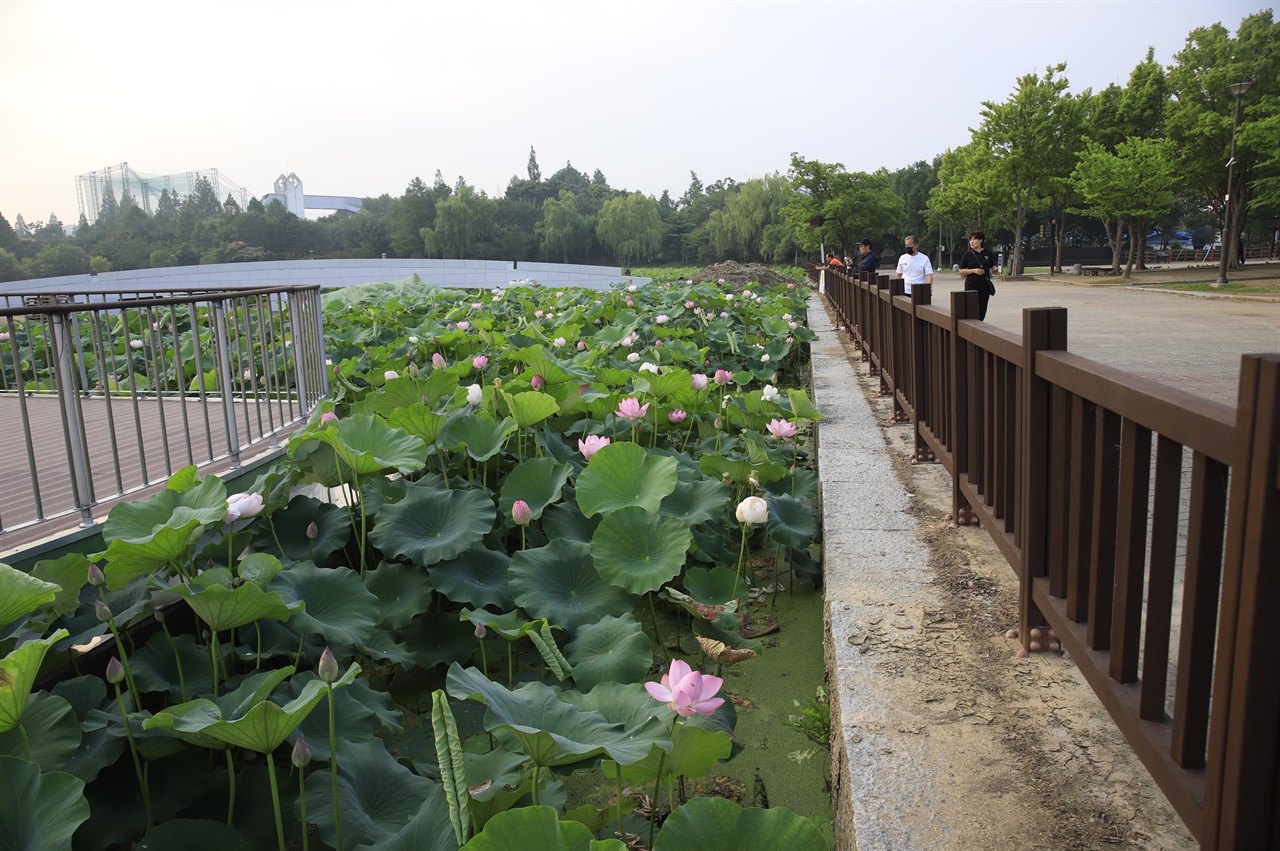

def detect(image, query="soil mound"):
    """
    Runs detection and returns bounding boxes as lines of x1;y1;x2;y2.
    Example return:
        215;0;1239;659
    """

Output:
687;261;795;290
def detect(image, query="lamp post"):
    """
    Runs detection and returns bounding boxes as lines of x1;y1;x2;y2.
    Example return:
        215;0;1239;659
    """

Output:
1215;80;1254;287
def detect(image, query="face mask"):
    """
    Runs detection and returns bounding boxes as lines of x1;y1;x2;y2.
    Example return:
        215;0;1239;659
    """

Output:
906;246;916;255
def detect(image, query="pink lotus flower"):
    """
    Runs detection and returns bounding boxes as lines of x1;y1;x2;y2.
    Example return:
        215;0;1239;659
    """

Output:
457;321;471;331
531;374;546;391
578;434;610;459
471;302;483;310
644;659;724;717
669;409;688;424
655;314;669;325
626;298;635;308
577;341;586;351
714;369;732;386
535;310;544;318
767;418;798;440
320;411;339;425
615;397;650;421
512;500;533;525
684;301;695;309
691;374;709;391
472;355;488;370
432;353;446;369
787;282;796;289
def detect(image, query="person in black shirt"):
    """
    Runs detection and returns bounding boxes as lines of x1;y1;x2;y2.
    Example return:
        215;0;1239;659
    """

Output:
854;238;877;273
959;231;996;320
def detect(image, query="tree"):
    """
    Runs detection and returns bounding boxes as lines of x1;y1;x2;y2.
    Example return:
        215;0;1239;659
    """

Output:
1166;11;1279;269
927;141;1007;240
89;255;112;273
596;193;663;267
391;177;436;257
783;155;904;258
1071;138;1177;276
223;195;241;216
34;243;89;276
538;190;593;263
527;146;542;182
976;63;1075;274
0;247;23;281
97;183;119;227
422;184;495;258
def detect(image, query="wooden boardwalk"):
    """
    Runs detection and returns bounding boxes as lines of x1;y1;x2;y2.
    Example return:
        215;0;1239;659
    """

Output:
1;392;305;556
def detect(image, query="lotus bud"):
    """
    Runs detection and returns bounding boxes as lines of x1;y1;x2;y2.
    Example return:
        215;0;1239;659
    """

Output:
320;411;338;425
407;362;419;376
384;369;399;380
691;373;709;391
95;599;112;623
106;657;125;685
577;341;586;351
474;623;487;638
317;647;340;683
457;321;471;331
714;416;722;430
467;383;484;406
306;521;319;540
512;500;533;526
291;738;312;768
432;353;446;370
626;298;634;307
408;336;419;344
627;352;640;363
531;374;545;391
553;337;566;348
761;353;771;363
669;409;687;424
472;355;488;370
153;606;166;624
714;369;732;386
735;496;769;525
87;563;106;587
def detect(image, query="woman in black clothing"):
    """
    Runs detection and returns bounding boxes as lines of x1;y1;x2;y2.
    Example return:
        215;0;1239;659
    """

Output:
959;231;996;320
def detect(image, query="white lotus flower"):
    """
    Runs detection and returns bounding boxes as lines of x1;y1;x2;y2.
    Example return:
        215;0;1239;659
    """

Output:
467;383;483;405
639;362;659;374
761;384;780;402
735;496;768;525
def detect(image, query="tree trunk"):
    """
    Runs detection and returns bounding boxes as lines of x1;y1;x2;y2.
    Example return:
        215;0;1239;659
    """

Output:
1123;218;1141;279
1107;219;1123;274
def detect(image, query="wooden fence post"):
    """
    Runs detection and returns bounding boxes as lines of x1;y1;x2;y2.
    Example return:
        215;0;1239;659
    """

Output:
950;290;978;522
1204;353;1280;850
911;284;931;462
1018;307;1068;650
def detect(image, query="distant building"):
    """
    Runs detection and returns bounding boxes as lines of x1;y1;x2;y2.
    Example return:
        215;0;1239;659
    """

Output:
260;173;363;218
76;163;250;224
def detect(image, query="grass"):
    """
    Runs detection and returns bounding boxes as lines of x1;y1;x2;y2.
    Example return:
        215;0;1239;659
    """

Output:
632;265;809;285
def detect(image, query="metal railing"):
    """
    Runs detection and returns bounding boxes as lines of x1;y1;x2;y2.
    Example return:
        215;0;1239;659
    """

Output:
823;267;1279;849
0;284;327;535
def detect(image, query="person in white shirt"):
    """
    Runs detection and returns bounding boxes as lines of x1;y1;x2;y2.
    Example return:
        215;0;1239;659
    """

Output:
894;234;933;295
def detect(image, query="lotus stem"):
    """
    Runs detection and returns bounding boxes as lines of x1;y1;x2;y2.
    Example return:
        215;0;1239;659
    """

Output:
268;518;285;559
99;600;141;698
298;762;309;851
507;640;514;688
531;764;541;807
159;616;188;701
225;748;236;827
771;542;784;609
477;635;489;678
649;751;666;850
731;523;749;600
647;593;663;654
326;682;344;851
208;632;220;697
255;622;263;669
355;473;368;576
112;681;154;830
18;722;30;762
614;764;626;843
265;749;286;851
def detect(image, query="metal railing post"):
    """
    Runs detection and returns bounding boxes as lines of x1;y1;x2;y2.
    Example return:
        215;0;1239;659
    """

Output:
287;291;310;417
212;298;241;468
50;312;95;526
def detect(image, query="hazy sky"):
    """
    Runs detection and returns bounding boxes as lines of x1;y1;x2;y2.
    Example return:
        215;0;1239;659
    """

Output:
0;0;1271;224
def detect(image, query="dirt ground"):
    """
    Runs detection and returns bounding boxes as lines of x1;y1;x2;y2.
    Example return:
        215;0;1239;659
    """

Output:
831;322;1198;850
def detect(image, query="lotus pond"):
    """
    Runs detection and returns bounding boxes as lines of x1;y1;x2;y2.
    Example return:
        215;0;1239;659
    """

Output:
1;273;832;850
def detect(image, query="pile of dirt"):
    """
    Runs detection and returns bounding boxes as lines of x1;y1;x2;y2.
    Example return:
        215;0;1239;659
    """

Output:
687;261;796;291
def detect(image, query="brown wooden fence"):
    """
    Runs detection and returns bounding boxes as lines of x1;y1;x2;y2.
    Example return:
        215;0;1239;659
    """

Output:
823;267;1279;849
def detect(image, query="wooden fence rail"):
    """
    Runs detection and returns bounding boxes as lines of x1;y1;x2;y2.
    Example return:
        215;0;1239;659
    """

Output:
823;267;1279;849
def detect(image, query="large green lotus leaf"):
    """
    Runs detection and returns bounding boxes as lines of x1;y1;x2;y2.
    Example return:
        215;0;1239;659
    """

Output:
645;368;694;400
502;390;561;428
271;561;380;646
601;721;732;787
765;493;819;548
558;681;670;735
388;404;450;447
446;665;662;767
498;457;573;521
137;819;255;851
764;468;820;502
441;415;518;462
0;755;89;851
563;614;653;692
0;561;61;627
237;552;283;589
0;629;69;732
659;479;731;525
590;508;691;595
430;547;513;610
458;609;541;642
364;561;435;629
0;691;81;770
653;797;827;851
260;496;351;565
460;806;627;851
786;388;823;421
697;453;784;488
281;672;403;761
143;662;359;754
371;487;497;567
302;737;437;850
513;345;592;385
575;442;679;518
140;666;292;749
102;473;228;545
360;786;458;851
509;541;637;634
28;554;90;620
376;373;459;415
130;632;214;701
541;501;600;544
172;581;301;633
293;415;426;481
399;613;480;671
683;566;743;607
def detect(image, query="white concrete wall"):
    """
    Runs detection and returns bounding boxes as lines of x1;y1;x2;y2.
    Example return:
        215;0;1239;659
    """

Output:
1;259;650;296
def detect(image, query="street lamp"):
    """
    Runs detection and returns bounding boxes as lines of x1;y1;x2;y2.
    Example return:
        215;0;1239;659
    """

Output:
1215;80;1255;287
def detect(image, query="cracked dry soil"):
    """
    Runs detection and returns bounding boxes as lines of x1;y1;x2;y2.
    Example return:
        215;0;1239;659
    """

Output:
834;324;1197;850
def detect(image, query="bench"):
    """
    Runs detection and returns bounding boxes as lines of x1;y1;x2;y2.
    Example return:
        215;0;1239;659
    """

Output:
1079;267;1111;277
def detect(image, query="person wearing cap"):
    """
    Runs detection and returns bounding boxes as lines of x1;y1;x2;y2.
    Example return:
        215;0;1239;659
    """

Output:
854;238;877;273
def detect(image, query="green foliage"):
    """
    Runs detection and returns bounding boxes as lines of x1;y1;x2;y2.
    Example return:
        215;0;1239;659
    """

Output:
785;685;831;747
